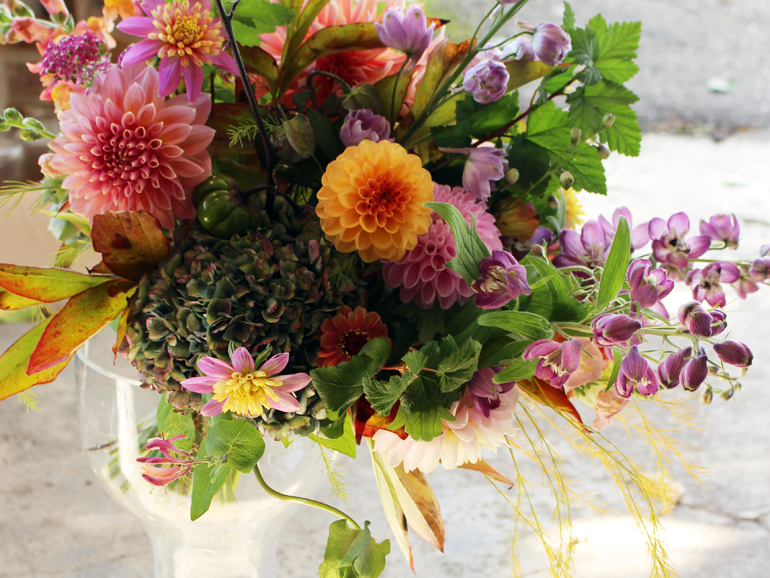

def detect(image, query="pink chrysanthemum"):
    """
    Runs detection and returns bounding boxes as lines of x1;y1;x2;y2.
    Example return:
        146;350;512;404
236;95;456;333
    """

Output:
118;0;239;100
383;184;503;309
373;385;519;473
48;63;215;230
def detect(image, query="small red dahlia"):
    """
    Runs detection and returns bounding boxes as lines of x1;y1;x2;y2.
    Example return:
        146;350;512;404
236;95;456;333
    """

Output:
317;306;390;368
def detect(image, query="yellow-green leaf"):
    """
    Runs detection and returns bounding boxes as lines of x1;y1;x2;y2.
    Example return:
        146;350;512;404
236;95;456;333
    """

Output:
506;60;555;91
390;464;444;553
0;288;39;310
27;279;136;374
458;458;513;487
0;264;110;303
375;69;415;125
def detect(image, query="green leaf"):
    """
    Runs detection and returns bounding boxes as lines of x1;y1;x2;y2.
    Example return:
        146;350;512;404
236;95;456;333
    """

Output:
205;419;265;473
0;264;109;303
231;20;263;47
596;216;630;310
311;338;391;413
157;393;195;452
190;439;232;521
569;26;601;85
233;0;295;38
597;21;641;84
477;311;554;340
319;520;389;578
425;202;490;284
493;357;538;383
430;94;475;148
567;81;641;156
307;108;345;160
388;403;455;442
311;414;357;458
604;348;623;392
588;14;608;36
363;372;419;416
563;1;576;30
436;338;481;392
469;93;519;137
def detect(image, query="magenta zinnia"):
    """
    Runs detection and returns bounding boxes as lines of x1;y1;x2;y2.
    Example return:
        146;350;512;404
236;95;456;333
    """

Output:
118;0;239;100
48;63;215;230
181;348;311;417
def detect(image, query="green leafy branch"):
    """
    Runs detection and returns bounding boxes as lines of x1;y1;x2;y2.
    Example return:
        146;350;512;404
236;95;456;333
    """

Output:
0;108;55;140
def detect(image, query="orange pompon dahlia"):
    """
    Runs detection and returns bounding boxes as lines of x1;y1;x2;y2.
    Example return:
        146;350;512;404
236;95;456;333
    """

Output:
317;140;434;263
317;306;390;368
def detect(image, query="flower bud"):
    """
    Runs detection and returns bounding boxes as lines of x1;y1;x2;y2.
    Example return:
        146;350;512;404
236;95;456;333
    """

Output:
595;143;610;160
19;128;41;141
592;313;642;347
681;348;709;392
340;109;391;148
678;300;713;337
710;310;727;336
721;388;734;401
530;22;572;65
657;346;692;389
341;83;382;113
3;107;22;123
713;340;753;368
375;6;435;59
463;59;510;104
602;113;615;128
570;127;582;144
749;257;770;282
547;195;559;209
278;114;315;161
702;388;713;404
559;170;574;188
504;168;520;185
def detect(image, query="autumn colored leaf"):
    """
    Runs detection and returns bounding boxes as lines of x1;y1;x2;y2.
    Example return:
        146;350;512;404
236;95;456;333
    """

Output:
240;45;279;92
458;459;514;487
0;318;73;401
0;288;39;310
506;60;556;91
27;279;136;374
0;264;110;303
391;465;445;553
353;399;407;444
112;306;130;358
91;212;171;282
410;38;475;121
518;377;584;425
493;198;540;240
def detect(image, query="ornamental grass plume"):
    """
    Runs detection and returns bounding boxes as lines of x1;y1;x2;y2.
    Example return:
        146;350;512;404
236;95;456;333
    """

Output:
118;0;239;100
316;140;434;263
316;306;390;368
48;63;214;230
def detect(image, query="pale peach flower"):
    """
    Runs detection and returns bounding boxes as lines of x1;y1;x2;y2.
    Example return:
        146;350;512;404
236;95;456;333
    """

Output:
564;337;606;392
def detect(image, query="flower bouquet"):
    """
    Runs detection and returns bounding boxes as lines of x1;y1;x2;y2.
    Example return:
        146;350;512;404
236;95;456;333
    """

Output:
0;0;766;575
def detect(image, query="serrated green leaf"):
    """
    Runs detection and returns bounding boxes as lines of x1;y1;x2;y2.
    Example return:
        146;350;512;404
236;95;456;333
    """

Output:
402;349;427;374
436;338;481;392
206;419;265;473
426;202;490;284
156;393;195;452
388;403;455;442
233;0;296;38
320;520;390;578
587;14;608;35
597;21;641;83
477;311;554;340
569;27;601;85
312;414;357;458
363;373;419;415
470;93;519;137
190;439;232;521
596;216;630;310
563;1;576;30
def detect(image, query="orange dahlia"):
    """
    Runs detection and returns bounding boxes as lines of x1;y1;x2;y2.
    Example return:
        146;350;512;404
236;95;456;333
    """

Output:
317;306;390;368
316;140;434;262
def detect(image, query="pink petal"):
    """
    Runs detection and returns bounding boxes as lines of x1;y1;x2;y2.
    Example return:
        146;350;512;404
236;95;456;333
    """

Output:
158;57;182;97
120;39;163;66
275;373;311;393
210;51;240;77
260;353;289;376
182;63;203;101
197;357;233;379
180;376;218;393
117;16;157;37
231;348;255;373
200;397;227;417
268;391;301;412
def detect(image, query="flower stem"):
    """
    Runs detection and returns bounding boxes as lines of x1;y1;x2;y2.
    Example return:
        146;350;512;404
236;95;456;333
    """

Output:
253;463;361;530
390;59;409;127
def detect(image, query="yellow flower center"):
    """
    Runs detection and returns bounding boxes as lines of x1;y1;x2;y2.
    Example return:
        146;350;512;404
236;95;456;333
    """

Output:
149;0;224;67
212;370;283;417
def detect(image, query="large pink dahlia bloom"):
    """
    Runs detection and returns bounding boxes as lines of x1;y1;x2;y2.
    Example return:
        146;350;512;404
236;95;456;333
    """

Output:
48;64;215;230
383;184;503;309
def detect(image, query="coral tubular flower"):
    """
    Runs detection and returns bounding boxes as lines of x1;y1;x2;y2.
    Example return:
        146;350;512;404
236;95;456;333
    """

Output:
316;306;390;368
182;348;311;417
118;0;239;100
317;140;434;263
136;434;194;486
48;64;215;231
523;338;582;388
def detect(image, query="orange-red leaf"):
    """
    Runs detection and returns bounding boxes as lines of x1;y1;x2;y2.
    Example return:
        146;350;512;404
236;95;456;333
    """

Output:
493;198;540;240
113;306;130;359
0;288;39;310
27;279;136;374
458;458;514;487
91;212;170;282
0;264;110;303
518;377;584;425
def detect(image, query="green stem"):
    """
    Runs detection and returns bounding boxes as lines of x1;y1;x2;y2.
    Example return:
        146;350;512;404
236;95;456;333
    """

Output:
390;59;409;127
253;463;361;530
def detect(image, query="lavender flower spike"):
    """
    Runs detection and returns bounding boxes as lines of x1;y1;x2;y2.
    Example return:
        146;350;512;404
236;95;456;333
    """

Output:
463;60;510;104
700;214;740;248
592;313;642;347
439;146;508;201
658;347;693;389
678;301;713;337
713;340;753;368
616;345;659;398
472;250;531;309
340;109;391;147
523;338;582;388
681;348;709;392
375;6;435;60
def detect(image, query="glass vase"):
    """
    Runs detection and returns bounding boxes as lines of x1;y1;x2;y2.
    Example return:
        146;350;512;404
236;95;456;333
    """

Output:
75;329;327;578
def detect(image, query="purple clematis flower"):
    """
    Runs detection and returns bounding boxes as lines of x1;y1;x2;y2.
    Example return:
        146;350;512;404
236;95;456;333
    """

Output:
553;220;608;269
713;340;753;368
648;212;711;271
136;434;194;487
616;345;659;398
523;338;582;388
182;347;310;417
658;346;692;390
700;214;739;248
340;109;391;147
467;367;516;418
592;313;642;347
626;259;675;314
375;5;435;61
599;207;650;252
463;59;510;104
685;262;740;307
439;146;508;201
472;250;531;309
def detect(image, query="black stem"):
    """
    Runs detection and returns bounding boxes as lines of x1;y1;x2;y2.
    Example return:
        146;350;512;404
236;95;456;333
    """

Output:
215;0;274;188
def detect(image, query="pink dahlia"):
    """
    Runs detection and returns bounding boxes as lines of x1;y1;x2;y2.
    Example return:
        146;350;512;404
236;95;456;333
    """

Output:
383;184;503;309
48;64;215;231
118;0;239;101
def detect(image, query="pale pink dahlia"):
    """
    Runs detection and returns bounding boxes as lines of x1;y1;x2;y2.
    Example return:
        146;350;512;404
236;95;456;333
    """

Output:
373;385;519;473
383;184;503;309
48;64;215;231
118;0;239;100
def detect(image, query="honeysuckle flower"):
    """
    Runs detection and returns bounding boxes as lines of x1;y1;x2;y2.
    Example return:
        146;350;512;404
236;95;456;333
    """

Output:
713;340;753;368
118;0;239;101
471;250;530;309
553;220;608;269
599;207;650;252
678;301;713;337
41;0;68;15
517;22;571;65
467;367;515;418
374;5;435;61
616;346;659;398
439;146;508;201
658;347;693;389
5;18;53;44
182;348;310;417
734;274;759;299
648;212;711;270
627;259;674;313
749;257;770;282
681;347;708;391
710;310;727;336
103;0;141;20
592;314;642;347
685;262;740;307
316;306;390;368
523;338;582;388
700;214;739;248
339;108;391;147
136;434;194;486
463;59;509;104
563;337;605;392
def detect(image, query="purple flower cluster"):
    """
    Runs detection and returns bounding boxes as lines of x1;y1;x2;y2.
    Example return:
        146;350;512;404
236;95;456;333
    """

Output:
40;32;109;86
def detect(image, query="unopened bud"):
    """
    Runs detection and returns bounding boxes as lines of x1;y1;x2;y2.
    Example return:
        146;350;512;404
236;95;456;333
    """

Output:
701;388;713;405
602;113;615;128
713;340;753;368
559;170;574;189
547;195;559;209
595;143;610;160
281;114;315;160
570;126;582;144
19;128;41;141
504;168;520;186
720;388;734;401
23;118;46;132
733;382;742;394
3;107;22;123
